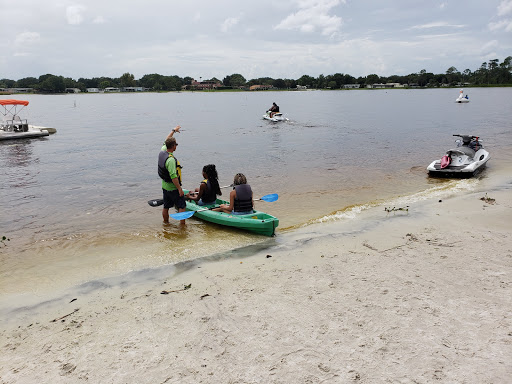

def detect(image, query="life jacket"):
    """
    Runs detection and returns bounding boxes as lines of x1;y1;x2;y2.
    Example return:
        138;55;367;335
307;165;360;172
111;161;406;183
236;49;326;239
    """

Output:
233;184;253;212
200;179;217;204
158;151;182;185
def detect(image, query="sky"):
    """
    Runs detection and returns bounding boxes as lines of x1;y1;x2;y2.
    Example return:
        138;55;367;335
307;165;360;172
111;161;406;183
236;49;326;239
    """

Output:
1;0;511;81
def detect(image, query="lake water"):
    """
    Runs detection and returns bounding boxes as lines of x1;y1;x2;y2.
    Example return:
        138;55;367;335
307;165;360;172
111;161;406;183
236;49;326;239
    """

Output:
1;88;512;311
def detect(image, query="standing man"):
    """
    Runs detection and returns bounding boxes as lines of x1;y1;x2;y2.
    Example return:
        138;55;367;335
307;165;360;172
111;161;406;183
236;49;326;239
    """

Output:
158;125;186;224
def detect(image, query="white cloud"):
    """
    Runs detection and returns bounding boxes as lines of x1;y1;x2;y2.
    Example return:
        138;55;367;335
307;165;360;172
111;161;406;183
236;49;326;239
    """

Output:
489;19;512;32
497;0;512;16
274;0;343;37
479;40;500;61
411;22;465;30
15;31;41;45
66;5;86;25
221;17;239;33
93;16;106;24
193;12;201;22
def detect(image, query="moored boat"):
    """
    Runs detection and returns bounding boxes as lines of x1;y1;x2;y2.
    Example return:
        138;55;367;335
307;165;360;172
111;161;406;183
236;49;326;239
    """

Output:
427;134;490;178
0;99;56;141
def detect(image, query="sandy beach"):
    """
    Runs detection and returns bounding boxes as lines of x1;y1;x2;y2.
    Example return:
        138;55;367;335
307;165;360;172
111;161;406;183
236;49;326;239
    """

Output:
1;184;511;383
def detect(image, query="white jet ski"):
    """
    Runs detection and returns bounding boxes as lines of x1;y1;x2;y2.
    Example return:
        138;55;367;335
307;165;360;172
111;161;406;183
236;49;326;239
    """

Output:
427;135;490;177
455;89;469;103
263;111;288;122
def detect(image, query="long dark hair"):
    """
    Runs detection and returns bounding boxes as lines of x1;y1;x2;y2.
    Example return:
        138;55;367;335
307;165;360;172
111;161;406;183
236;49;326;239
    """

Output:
203;164;221;195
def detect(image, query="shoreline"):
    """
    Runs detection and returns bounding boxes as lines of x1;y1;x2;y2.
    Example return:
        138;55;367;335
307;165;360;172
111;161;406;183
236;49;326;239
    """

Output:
1;178;511;382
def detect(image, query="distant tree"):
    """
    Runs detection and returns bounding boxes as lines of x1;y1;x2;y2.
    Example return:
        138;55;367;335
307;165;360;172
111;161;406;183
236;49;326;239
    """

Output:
16;77;38;88
230;73;246;87
331;73;345;88
445;66;461;85
498;56;512;83
119;72;136;87
99;80;110;89
183;76;193;85
365;74;380;85
37;75;65;93
273;78;286;89
163;75;183;91
0;78;15;88
76;82;86;92
316;74;326;88
139;74;162;89
297;75;315;87
63;77;77;88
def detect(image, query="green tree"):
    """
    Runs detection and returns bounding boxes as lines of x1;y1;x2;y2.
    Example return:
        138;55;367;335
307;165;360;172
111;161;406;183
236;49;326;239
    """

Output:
365;74;380;86
120;72;136;87
1;78;15;88
16;77;38;88
445;66;460;85
37;75;65;93
229;73;246;87
163;75;183;91
297;75;315;87
99;80;110;89
273;78;286;89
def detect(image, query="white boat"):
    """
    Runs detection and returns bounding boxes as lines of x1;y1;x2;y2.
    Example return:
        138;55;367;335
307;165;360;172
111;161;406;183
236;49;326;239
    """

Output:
455;89;469;103
0;99;56;141
427;134;490;178
263;111;288;122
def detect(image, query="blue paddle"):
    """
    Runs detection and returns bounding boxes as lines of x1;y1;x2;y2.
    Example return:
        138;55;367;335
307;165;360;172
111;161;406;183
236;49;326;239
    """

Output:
255;193;278;202
169;193;279;220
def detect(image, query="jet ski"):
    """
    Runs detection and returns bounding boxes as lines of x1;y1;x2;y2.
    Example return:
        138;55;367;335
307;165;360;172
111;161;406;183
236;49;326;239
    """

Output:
427;135;490;177
263;111;288;122
455;89;469;103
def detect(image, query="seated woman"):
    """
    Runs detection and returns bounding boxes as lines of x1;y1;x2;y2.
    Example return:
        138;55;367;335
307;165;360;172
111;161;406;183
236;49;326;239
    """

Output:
213;173;254;215
185;164;222;206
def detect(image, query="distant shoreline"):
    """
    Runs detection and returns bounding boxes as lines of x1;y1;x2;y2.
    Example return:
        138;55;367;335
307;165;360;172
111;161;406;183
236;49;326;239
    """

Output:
2;84;511;96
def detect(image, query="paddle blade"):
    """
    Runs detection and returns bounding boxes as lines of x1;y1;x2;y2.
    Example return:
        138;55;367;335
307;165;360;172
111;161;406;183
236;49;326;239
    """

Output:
170;210;196;220
259;193;278;202
148;199;164;207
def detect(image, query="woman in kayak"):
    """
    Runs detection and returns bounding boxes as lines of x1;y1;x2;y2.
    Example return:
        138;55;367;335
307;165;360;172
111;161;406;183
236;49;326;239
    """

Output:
186;164;222;206
213;173;254;215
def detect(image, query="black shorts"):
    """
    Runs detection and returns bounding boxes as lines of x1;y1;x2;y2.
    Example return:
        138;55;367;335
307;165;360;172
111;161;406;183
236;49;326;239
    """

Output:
162;189;186;210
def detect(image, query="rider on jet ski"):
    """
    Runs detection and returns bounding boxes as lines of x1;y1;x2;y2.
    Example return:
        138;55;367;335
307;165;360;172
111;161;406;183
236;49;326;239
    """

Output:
268;102;279;118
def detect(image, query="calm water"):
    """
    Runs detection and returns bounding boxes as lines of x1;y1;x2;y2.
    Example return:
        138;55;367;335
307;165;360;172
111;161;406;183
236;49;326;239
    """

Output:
1;88;512;306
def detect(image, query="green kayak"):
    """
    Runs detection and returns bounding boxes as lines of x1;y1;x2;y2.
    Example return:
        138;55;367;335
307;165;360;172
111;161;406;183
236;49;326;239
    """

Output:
183;190;279;236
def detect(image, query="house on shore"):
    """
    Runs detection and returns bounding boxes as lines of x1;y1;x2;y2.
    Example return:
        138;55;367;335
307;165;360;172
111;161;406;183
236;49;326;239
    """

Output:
250;84;274;91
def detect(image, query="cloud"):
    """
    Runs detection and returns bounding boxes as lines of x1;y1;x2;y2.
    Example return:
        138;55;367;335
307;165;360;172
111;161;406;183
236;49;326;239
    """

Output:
274;0;343;37
93;16;106;24
497;0;512;16
66;5;86;25
221;17;239;33
15;31;41;45
410;22;465;30
489;19;512;32
480;40;499;56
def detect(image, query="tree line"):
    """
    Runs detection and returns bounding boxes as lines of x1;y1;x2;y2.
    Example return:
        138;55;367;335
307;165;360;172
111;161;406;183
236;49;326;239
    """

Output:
1;56;510;93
